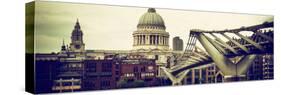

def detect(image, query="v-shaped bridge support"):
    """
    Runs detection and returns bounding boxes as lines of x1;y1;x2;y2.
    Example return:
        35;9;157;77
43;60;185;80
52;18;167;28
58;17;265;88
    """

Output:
160;67;190;85
197;33;257;81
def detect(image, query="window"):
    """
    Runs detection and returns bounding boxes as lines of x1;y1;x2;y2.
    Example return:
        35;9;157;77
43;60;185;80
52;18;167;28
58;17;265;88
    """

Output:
62;82;72;86
101;81;110;88
115;71;119;75
102;63;112;72
75;44;81;49
133;67;138;72
88;63;96;72
148;66;153;71
141;67;145;72
155;55;159;60
115;64;119;69
141;73;145;77
73;81;81;85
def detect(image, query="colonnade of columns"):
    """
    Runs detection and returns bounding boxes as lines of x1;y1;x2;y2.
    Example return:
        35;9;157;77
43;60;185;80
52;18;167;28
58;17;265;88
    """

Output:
134;34;169;46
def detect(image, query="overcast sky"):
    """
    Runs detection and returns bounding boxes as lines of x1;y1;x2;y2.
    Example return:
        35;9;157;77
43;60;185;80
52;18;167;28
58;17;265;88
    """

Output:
31;1;273;53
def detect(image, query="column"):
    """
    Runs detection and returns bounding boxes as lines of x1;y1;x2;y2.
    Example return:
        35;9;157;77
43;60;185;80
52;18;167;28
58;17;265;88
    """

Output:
137;35;140;45
157;35;160;45
136;35;137;45
135;35;137;45
143;35;146;45
162;36;165;45
146;35;149;45
152;35;154;45
139;35;142;45
150;35;152;45
164;36;167;45
159;36;162;45
139;35;141;45
162;36;164;45
167;36;169;46
163;36;165;45
141;35;144;45
154;35;156;45
141;35;143;45
156;35;159;45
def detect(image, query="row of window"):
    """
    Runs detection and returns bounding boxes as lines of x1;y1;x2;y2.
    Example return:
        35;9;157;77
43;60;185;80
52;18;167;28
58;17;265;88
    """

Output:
124;73;135;77
100;80;111;87
133;66;154;72
123;73;155;78
84;62;113;72
69;64;82;68
141;73;154;77
133;66;146;72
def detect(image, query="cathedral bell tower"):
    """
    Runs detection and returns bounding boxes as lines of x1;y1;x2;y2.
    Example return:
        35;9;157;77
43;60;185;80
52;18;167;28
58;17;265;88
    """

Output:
70;19;85;52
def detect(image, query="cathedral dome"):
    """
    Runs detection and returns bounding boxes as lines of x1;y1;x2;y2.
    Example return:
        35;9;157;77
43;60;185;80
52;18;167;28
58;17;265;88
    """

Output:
133;8;169;51
137;8;165;29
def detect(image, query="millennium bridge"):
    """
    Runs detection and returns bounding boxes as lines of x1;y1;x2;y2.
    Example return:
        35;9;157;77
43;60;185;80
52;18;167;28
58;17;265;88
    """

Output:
161;22;273;85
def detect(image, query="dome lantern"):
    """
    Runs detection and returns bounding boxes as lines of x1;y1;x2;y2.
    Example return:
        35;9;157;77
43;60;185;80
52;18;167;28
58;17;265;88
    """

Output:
148;8;156;13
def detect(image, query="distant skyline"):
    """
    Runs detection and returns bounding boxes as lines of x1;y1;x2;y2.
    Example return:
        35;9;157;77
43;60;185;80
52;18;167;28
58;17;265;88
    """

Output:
29;1;273;53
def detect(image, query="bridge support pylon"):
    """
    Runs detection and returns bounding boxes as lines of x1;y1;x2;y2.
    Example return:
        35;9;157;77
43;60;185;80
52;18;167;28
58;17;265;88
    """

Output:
160;67;190;86
197;33;257;82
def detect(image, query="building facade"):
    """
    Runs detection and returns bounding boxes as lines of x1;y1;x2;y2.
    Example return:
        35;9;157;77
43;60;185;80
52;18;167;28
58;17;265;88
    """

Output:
118;54;158;87
173;36;183;51
83;59;119;90
247;54;274;80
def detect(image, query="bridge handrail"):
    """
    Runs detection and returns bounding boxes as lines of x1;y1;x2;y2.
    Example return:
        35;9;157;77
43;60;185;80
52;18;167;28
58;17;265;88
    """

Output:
190;22;273;33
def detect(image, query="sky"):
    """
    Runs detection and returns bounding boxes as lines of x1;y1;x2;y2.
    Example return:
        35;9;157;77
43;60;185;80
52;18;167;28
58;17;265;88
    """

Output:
28;1;273;53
